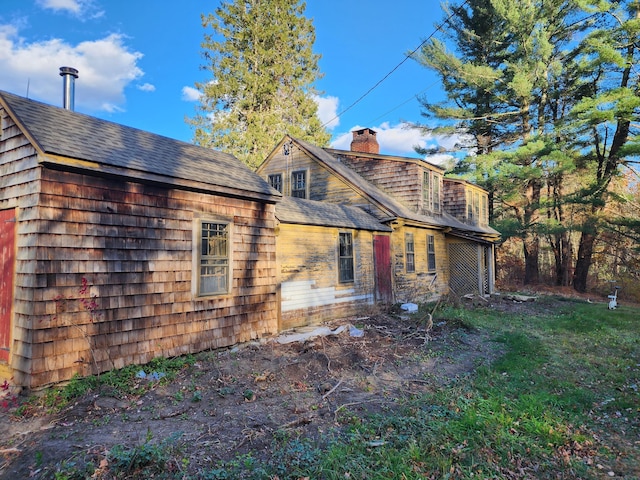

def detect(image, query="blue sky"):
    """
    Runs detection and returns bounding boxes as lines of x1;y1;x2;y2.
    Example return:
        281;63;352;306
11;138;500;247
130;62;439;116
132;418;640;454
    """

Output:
0;0;455;162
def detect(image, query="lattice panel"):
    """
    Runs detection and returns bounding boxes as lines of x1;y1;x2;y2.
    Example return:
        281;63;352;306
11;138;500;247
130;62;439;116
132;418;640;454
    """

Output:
449;243;479;295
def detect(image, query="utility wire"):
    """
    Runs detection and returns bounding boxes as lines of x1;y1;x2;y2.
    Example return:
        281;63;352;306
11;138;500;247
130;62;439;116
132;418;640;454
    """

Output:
321;0;469;129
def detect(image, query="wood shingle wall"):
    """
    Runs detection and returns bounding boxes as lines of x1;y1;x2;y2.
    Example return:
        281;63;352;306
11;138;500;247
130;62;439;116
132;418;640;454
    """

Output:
335;155;424;212
2;108;278;388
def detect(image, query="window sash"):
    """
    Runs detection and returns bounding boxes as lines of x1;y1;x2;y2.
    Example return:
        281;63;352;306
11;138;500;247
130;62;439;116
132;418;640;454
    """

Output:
481;195;488;225
405;233;415;273
338;232;354;283
199;222;229;295
432;174;441;212
422;171;431;209
291;170;306;198
427;235;436;271
268;174;283;193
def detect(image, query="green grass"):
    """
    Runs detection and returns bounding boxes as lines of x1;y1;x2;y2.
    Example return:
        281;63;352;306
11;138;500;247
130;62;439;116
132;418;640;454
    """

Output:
203;299;639;479
18;354;196;415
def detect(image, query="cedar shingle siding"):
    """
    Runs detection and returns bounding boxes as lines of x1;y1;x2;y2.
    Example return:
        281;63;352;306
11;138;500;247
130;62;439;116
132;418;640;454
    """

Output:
1;91;279;388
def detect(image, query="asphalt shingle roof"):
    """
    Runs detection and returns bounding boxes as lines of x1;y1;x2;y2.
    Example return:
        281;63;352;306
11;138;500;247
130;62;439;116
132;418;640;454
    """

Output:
0;90;277;200
276;196;392;232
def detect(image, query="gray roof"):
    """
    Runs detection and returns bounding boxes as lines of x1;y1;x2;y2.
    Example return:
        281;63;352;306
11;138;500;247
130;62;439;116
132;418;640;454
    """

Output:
276;196;391;232
0;90;278;201
288;136;500;237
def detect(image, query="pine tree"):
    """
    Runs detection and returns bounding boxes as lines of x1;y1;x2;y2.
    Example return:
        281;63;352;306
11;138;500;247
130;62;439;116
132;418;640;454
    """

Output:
566;0;640;292
413;0;587;285
189;0;330;168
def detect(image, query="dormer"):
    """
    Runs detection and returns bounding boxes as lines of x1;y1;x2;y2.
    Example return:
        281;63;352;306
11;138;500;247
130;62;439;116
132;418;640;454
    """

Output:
442;178;489;227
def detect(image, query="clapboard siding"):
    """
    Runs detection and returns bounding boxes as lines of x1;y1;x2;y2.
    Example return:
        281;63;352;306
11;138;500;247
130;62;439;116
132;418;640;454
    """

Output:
277;224;376;329
258;149;368;205
390;224;449;303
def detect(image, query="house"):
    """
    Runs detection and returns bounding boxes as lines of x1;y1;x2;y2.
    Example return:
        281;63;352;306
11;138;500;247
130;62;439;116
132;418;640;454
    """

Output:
0;90;281;389
258;128;500;320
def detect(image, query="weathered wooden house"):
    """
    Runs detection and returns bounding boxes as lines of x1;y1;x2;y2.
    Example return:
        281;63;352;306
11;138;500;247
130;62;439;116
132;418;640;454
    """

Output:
0;91;280;388
258;128;500;319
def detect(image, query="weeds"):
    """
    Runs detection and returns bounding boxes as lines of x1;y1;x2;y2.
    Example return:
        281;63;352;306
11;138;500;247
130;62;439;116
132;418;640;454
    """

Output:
15;354;196;416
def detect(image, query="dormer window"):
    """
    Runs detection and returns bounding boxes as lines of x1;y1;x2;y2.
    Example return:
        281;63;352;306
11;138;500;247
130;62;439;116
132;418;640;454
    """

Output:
432;173;441;212
422;170;441;213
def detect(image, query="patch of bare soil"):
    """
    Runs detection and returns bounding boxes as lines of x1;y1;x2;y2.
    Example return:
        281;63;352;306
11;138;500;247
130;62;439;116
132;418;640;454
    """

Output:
0;302;523;479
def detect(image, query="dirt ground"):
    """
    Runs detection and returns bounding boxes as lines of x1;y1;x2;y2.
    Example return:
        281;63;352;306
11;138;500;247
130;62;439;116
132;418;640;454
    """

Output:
0;295;564;479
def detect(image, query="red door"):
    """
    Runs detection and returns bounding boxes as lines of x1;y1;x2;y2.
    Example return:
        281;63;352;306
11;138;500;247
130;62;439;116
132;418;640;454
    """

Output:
374;235;393;303
0;209;16;362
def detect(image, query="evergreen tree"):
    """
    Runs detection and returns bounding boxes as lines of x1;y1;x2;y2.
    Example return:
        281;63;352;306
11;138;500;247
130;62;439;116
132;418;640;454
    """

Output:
189;0;330;168
566;0;640;292
413;0;587;285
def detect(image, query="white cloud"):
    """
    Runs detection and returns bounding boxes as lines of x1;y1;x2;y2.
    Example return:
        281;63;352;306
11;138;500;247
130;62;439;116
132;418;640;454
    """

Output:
0;25;144;113
36;0;103;18
330;122;461;166
137;83;155;92
181;86;201;102
37;0;82;13
313;94;339;130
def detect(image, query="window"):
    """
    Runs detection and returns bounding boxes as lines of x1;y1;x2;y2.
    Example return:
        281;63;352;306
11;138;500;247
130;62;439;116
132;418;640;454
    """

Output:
423;171;441;212
427;235;436;271
422;171;431;209
405;233;415;273
338;232;354;283
198;221;229;295
481;195;488;226
467;190;474;222
432;174;441;212
268;173;282;193
291;170;306;198
474;192;480;221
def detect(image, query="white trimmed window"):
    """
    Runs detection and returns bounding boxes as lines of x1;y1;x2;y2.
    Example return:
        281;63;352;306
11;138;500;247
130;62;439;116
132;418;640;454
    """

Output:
196;220;230;296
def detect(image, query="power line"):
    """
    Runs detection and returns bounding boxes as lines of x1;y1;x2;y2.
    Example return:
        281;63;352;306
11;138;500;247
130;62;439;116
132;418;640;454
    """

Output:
321;0;469;129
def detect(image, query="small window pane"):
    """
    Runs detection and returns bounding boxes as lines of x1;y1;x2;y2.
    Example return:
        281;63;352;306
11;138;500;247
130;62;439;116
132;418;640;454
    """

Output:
268;174;282;193
422;171;431;209
432;174;441;212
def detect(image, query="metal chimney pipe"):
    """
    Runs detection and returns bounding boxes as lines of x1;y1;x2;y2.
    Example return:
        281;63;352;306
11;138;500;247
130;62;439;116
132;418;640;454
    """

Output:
59;66;79;110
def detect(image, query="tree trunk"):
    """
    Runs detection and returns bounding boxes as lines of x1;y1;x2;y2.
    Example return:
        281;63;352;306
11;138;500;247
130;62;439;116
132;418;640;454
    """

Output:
573;231;597;293
523;234;540;284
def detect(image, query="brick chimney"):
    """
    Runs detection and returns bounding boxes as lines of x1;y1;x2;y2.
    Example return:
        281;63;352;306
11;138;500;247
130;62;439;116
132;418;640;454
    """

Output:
350;128;379;154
